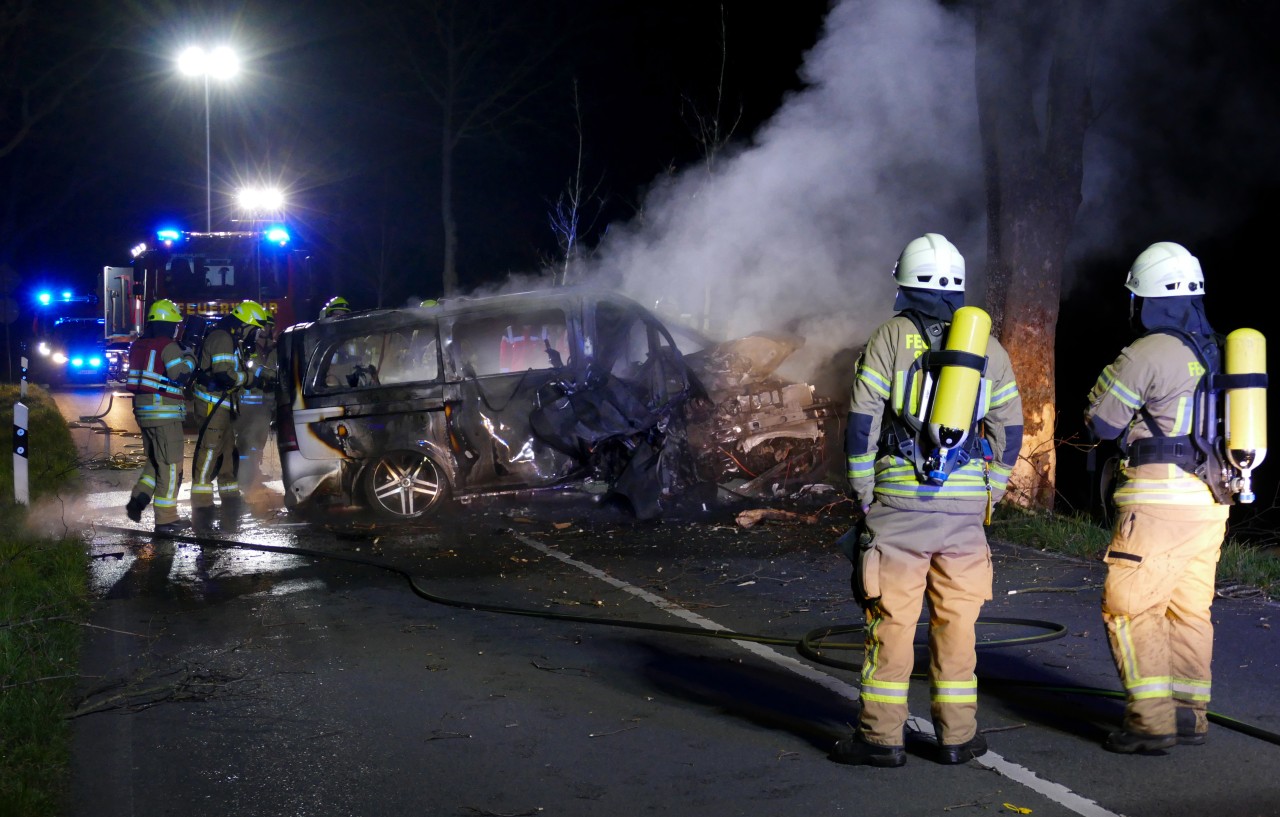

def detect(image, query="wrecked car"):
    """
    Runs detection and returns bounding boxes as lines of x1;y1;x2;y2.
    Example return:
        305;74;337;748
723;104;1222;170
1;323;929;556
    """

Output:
275;287;836;521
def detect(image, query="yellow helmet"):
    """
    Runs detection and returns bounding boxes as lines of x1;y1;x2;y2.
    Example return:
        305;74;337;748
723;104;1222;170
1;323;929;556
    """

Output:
231;300;269;328
147;298;182;323
322;296;351;318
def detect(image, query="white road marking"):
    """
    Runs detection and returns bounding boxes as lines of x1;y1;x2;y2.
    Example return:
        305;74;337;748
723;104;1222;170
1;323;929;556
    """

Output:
512;531;1126;817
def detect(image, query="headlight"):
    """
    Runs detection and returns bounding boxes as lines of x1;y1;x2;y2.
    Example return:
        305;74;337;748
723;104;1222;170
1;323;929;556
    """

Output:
52;352;68;364
37;342;51;356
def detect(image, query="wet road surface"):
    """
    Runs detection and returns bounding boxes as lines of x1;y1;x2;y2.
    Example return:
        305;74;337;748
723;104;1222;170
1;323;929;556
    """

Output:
48;386;1280;817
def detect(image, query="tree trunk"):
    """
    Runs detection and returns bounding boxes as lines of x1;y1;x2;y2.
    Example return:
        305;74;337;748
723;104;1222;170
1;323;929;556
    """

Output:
441;124;459;296
976;0;1102;509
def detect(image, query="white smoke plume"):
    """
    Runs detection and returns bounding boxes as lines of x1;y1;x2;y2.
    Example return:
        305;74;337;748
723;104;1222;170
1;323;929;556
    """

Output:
586;0;985;391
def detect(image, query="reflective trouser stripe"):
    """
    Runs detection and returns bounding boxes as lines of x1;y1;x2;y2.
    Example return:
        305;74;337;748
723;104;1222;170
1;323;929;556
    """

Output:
931;677;978;704
1173;678;1212;703
860;678;910;705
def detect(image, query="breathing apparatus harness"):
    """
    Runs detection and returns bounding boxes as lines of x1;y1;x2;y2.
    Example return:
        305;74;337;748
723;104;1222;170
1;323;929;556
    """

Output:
1123;327;1267;505
124;335;188;399
879;309;993;488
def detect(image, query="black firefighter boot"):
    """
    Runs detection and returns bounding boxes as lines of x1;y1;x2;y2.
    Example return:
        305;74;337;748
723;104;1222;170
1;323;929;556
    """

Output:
829;732;907;768
220;494;244;533
125;493;150;523
192;505;218;533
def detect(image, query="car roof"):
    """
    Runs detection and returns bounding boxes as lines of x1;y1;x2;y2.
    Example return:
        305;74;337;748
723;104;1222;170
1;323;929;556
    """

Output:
302;286;651;333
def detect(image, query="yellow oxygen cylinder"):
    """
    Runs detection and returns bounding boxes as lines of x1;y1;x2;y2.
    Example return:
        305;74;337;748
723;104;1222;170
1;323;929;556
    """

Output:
1225;327;1267;503
928;306;991;450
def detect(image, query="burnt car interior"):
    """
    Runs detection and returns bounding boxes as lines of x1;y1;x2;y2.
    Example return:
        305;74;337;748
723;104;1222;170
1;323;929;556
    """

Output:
316;325;441;391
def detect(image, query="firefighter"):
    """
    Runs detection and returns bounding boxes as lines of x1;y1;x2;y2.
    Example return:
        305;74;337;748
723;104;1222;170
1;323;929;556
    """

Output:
124;299;196;533
320;295;351;320
1083;242;1232;753
237;311;278;493
190;300;268;531
832;233;1023;767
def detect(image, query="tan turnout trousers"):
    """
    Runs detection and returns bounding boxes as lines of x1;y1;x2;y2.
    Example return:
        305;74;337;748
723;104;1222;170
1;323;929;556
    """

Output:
134;422;186;525
857;503;993;747
191;399;239;508
1102;503;1227;737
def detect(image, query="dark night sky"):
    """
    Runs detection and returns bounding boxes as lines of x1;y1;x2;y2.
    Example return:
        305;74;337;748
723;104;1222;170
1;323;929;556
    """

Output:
7;0;1280;522
12;1;830;298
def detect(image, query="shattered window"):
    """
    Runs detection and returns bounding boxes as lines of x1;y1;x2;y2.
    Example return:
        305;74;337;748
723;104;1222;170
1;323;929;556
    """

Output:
315;324;439;391
452;308;568;376
379;326;440;385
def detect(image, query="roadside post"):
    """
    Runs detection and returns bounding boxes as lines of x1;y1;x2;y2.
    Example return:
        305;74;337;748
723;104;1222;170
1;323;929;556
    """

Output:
13;354;29;504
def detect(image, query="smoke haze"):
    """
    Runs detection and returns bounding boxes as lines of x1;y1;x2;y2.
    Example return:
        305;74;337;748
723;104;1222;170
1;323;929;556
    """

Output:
587;0;984;390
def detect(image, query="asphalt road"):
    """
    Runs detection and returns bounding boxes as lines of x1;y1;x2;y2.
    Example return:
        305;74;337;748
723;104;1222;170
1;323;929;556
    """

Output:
47;385;1280;817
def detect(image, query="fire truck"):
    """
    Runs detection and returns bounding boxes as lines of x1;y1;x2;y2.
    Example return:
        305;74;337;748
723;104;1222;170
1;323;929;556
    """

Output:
102;226;316;379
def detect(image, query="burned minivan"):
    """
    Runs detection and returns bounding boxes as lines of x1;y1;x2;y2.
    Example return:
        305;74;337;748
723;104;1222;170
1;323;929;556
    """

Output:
276;287;835;520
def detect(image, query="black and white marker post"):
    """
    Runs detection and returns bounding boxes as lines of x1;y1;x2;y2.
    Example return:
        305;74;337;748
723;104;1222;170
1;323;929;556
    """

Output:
13;354;28;505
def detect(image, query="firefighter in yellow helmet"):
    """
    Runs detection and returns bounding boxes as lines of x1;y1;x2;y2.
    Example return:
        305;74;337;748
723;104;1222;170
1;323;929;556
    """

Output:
320;295;351;319
237;309;278;493
831;234;1023;767
189;300;268;531
123;299;196;533
1084;242;1245;752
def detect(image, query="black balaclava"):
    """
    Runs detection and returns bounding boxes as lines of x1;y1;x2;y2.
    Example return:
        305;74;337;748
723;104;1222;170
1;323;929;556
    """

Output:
1136;294;1214;336
145;321;179;340
1136;293;1219;369
894;286;965;323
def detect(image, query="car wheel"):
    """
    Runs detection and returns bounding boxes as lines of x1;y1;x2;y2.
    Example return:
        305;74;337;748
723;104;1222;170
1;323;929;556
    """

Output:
362;451;449;519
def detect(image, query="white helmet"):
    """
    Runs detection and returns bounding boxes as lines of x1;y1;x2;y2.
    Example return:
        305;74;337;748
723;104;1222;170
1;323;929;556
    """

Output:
893;233;965;292
1125;241;1204;297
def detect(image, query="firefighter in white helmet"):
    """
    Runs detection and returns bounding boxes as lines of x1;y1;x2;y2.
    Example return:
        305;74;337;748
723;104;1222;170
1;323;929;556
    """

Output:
831;233;1023;767
190;300;269;531
1084;241;1236;752
124;299;197;533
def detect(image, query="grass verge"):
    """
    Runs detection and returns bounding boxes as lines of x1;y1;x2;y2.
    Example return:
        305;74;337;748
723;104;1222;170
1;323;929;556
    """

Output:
1;384;86;817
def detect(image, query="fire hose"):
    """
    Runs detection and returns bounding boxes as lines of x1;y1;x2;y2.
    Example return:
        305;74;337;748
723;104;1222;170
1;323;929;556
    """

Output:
95;523;1280;747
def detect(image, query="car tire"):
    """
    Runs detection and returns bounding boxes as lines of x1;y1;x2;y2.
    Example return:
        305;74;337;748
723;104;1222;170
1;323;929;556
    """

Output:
361;450;449;519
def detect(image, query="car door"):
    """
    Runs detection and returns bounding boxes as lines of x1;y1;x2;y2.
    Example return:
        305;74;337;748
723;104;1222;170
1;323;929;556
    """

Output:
298;318;451;472
442;301;581;491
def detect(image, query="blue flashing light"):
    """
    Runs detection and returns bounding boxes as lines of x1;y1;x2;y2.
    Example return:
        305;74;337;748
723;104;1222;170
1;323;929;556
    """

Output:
61;290;73;300
265;227;290;245
37;292;52;306
156;228;181;244
88;357;102;367
71;357;84;367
